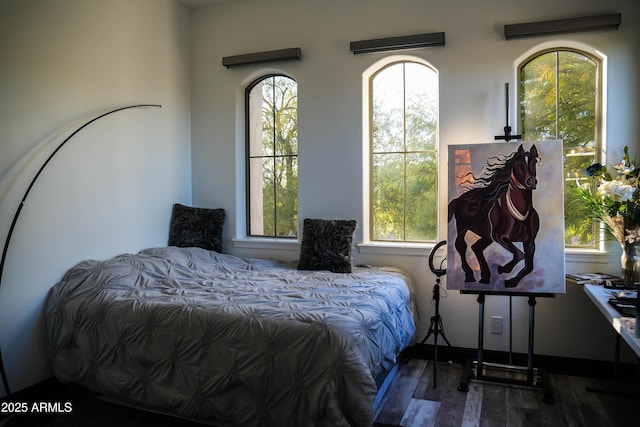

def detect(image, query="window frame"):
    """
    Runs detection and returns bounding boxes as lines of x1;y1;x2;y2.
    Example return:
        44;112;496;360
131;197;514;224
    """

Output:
244;73;298;239
517;46;604;250
367;59;440;244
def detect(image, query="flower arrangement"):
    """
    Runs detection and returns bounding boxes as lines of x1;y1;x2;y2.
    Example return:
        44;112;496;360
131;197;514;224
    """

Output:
576;146;639;244
575;146;640;282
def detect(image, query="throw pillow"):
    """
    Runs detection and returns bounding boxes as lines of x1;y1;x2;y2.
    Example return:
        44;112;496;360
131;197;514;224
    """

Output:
297;218;357;273
168;203;225;253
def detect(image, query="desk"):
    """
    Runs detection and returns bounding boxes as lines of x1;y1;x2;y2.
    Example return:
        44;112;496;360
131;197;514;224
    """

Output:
583;284;639;393
584;285;639;357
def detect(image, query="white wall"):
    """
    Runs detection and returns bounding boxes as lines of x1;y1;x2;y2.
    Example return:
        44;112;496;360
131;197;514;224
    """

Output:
0;0;192;396
0;0;636;399
191;0;640;363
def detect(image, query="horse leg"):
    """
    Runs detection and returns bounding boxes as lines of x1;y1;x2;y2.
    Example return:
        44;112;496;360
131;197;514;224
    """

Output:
455;232;476;282
505;211;539;288
471;237;492;284
496;237;524;274
505;238;535;288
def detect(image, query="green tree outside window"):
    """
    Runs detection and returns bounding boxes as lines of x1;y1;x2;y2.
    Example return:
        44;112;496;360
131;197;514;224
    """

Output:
519;49;600;248
247;75;298;238
370;61;439;242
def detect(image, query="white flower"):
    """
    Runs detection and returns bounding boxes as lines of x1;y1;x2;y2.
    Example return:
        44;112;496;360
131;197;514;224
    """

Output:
615;162;636;175
597;180;636;202
626;228;640;244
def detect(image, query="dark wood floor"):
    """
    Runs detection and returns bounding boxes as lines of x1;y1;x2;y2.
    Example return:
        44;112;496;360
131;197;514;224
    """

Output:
2;358;639;426
374;358;640;427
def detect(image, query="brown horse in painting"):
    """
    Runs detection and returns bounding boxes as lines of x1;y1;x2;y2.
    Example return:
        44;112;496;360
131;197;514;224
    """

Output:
448;144;539;288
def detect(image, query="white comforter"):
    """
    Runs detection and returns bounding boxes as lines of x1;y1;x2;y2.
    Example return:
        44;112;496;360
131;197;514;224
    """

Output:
45;246;415;426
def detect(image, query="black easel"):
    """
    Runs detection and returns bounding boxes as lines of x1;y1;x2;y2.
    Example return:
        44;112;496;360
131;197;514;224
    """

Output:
455;84;554;403
494;82;522;143
458;291;555;404
418;240;452;389
493;81;522;366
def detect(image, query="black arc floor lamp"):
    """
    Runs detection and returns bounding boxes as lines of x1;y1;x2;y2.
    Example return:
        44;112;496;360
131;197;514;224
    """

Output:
0;104;161;396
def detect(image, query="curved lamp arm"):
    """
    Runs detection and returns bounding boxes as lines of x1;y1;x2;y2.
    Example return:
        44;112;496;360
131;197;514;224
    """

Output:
0;104;161;396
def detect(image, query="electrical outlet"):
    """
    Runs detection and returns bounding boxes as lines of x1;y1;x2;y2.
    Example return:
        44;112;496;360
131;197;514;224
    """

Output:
490;316;503;334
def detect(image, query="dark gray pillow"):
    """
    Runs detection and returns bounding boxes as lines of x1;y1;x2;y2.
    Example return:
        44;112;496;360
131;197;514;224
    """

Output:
297;218;357;273
168;204;225;253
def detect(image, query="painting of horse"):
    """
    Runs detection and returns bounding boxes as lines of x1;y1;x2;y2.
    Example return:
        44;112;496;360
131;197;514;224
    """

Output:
446;141;565;294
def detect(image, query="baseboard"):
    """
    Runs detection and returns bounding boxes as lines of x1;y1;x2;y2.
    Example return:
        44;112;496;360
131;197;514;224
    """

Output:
0;377;88;402
405;343;638;381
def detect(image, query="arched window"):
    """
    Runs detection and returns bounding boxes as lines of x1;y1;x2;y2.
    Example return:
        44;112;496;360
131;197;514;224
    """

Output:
246;75;298;238
369;61;439;242
518;48;602;248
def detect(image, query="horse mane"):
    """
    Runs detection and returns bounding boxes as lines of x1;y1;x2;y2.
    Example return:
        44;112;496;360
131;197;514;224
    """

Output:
457;150;520;205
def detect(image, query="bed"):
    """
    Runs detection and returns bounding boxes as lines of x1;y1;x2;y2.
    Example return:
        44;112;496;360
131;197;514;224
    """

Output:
44;245;416;426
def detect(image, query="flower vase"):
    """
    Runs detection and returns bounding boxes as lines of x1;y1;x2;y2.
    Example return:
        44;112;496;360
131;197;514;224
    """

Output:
637;289;640;338
620;242;640;284
621;243;640;338
624;243;640;338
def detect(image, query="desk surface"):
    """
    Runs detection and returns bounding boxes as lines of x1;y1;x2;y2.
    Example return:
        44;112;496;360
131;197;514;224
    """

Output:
583;284;640;357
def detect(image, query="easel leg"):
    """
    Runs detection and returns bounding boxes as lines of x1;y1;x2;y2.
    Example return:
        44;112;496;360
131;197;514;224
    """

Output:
459;294;485;392
527;296;535;383
477;293;485;377
529;296;554;403
458;358;473;392
458;293;554;404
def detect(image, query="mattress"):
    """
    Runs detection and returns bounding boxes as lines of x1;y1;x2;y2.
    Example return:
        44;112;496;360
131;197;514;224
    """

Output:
45;246;416;426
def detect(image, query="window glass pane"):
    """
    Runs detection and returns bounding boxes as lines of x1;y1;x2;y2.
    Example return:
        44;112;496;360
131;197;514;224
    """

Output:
557;51;596;152
249;157;272;236
372;64;404;153
271;76;298;156
405;152;437;241
405;62;438;152
372;153;404;240
520;52;557;141
252;80;275;157
274;156;298;237
520;49;599;248
247;75;298;238
370;61;439;243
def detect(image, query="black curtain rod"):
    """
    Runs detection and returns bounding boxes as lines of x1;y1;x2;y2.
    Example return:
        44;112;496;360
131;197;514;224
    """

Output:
505;13;621;39
350;32;445;54
222;48;301;68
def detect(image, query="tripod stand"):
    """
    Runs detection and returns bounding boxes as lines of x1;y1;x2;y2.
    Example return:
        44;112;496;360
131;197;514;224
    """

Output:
419;240;452;388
